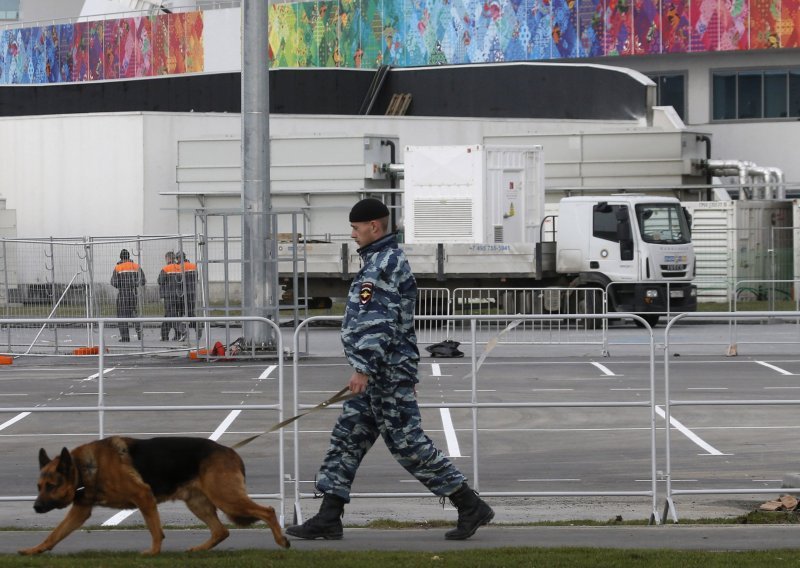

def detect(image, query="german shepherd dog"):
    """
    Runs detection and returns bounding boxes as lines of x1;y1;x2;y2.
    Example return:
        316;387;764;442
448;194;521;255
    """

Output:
19;436;290;555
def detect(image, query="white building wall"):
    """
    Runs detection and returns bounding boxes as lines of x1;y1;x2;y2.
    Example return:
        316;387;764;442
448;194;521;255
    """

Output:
0;113;144;236
610;51;800;183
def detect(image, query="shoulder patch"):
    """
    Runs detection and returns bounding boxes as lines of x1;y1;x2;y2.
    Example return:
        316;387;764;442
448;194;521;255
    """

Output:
359;282;374;305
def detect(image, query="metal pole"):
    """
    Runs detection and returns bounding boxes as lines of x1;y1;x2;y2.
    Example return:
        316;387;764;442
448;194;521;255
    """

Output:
241;0;274;347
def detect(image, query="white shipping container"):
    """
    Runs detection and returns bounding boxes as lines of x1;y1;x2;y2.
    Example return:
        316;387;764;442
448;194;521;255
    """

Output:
403;145;544;245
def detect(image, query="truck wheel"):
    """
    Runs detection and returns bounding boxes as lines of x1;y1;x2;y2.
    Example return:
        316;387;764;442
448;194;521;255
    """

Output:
634;314;660;328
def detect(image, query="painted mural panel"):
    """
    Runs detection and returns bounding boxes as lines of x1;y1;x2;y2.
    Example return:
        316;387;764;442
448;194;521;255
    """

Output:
44;25;59;82
58;24;73;82
526;0;555;59
662;0;690;52
633;0;660;54
270;3;301;67
578;0;604;57
782;0;800;46
718;0;749;50
689;0;719;51
185;12;204;72
88;21;104;80
382;0;406;66
31;27;46;84
552;0;578;58
359;0;383;67
119;18;136;78
167;13;186;74
605;0;633;54
135;16;153;77
749;0;780;47
103;19;120;79
153;13;170;75
337;0;358;67
72;22;89;81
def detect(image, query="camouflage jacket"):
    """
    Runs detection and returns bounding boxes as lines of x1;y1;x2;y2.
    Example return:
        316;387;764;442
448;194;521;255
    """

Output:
341;233;420;387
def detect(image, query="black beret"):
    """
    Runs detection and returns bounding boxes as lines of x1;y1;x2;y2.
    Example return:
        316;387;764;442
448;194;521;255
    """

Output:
349;198;390;222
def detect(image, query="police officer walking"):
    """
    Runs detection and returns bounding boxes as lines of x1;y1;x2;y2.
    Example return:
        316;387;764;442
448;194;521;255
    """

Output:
286;198;493;541
111;249;146;342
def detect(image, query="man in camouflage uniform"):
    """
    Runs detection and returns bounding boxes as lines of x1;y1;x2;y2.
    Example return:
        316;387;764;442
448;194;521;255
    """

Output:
286;198;493;541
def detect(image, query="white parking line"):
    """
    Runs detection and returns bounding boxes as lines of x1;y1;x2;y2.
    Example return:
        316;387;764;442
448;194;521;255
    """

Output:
0;412;31;431
439;408;462;457
519;478;580;482
756;361;794;375
257;365;277;380
655;406;728;456
82;367;117;382
591;362;617;376
431;363;442;377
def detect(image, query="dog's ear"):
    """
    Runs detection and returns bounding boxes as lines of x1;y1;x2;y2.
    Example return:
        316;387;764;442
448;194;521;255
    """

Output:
38;448;51;469
56;447;72;474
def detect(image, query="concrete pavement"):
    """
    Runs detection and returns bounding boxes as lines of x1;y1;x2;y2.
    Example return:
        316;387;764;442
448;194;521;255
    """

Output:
6;524;800;555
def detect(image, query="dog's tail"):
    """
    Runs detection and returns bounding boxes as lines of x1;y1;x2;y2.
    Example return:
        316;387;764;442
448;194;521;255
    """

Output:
228;514;259;526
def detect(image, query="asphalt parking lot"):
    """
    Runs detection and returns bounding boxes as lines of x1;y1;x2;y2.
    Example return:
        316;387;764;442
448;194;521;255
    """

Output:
1;321;800;553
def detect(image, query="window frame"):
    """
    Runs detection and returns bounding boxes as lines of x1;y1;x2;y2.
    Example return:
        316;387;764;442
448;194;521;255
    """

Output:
646;71;687;121
711;66;800;123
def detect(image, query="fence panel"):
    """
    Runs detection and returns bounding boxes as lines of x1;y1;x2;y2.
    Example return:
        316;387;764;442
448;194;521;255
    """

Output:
662;312;800;523
0;236;202;354
0;316;287;524
449;287;606;346
291;314;659;525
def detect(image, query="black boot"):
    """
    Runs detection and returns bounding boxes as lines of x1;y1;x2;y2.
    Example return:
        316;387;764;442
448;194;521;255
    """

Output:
444;483;494;540
285;494;345;540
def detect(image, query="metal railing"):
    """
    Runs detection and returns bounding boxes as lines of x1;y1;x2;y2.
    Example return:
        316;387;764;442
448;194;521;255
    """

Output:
416;287;608;349
0;316;288;524
290;313;660;525
662;311;800;523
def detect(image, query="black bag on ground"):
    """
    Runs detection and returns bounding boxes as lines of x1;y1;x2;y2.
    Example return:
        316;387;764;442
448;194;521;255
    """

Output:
425;339;464;358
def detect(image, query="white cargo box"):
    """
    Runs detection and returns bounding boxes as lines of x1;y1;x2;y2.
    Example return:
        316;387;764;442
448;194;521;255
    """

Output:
403;144;544;245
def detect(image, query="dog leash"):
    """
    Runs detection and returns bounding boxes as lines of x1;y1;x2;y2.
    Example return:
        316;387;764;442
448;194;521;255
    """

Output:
231;318;522;449
231;386;355;449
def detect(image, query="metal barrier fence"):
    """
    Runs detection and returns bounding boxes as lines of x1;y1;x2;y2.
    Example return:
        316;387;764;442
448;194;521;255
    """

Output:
662;312;800;523
416;287;607;348
0;236;203;355
290;314;660;525
0;316;288;523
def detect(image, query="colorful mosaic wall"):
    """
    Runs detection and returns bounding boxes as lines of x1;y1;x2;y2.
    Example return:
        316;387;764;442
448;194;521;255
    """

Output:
1;1;798;84
270;0;800;68
0;12;203;84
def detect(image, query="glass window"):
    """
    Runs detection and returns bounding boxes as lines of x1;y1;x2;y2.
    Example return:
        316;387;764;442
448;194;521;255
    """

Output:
713;73;736;120
593;204;621;242
635;204;690;245
657;74;685;120
790;71;800;118
738;72;762;119
764;72;788;118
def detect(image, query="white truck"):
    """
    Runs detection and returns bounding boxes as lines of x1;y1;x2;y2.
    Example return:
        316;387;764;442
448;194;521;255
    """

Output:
354;144;697;326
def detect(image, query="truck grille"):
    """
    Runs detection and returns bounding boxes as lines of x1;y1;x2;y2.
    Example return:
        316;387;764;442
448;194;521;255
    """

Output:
660;263;688;278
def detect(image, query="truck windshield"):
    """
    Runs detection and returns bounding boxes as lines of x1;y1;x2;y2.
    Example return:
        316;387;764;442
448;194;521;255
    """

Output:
635;204;690;245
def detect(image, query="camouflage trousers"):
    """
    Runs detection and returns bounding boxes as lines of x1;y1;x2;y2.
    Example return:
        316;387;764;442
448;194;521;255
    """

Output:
315;383;465;502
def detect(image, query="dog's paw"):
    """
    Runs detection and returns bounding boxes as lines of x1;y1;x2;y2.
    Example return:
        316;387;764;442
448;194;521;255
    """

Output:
18;547;42;556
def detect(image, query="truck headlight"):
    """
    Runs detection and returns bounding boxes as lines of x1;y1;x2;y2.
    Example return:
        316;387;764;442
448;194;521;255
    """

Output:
645;289;659;299
690;287;697;297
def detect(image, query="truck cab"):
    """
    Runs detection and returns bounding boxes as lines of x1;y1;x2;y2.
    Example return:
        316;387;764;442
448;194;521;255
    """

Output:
555;195;697;324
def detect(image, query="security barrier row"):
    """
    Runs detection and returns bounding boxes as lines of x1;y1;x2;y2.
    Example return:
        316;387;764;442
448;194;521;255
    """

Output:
2;313;800;529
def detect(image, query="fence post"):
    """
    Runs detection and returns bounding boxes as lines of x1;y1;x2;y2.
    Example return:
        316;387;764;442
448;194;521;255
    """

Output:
98;320;105;439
